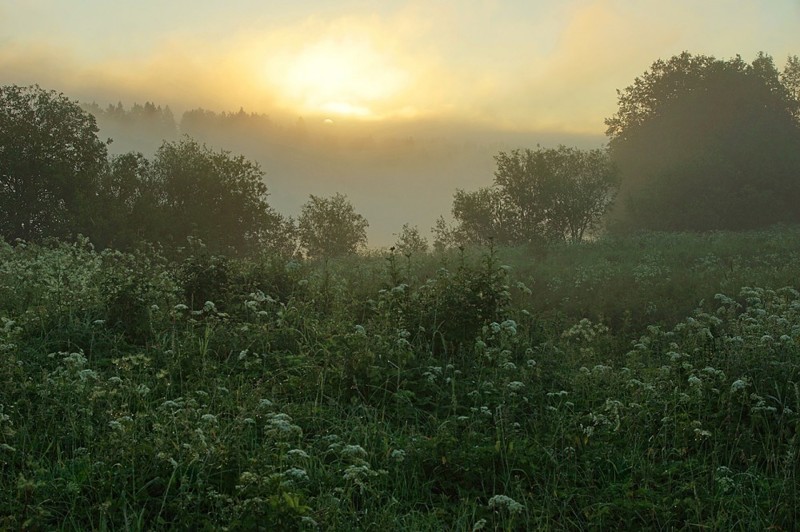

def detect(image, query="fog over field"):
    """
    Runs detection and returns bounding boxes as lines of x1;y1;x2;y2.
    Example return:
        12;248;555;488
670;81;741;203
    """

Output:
89;107;603;247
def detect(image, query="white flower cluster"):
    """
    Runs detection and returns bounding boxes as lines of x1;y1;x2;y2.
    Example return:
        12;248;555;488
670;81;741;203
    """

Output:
487;494;525;514
265;412;302;440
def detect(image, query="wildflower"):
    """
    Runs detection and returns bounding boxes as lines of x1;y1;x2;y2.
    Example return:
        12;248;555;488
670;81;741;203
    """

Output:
730;379;748;393
238;471;259;486
62;352;88;367
287;449;310;460
78;369;98;381
284;467;309;483
507;381;525;392
694;428;712;438
715;466;736;493
390;449;406;462
472;518;488;531
500;319;517;335
200;414;217;423
342;444;368;458
354;324;366;336
173;304;189;311
265;412;302;439
342;464;377;481
487;494;525;514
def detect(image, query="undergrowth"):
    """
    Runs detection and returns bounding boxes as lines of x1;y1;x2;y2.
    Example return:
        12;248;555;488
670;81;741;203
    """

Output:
0;227;799;530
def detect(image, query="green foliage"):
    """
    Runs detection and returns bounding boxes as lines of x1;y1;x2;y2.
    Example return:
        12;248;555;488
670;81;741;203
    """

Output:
151;137;287;255
393;223;428;256
2;227;800;529
1;85;292;256
298;193;369;259
607;52;800;232
0;85;108;241
451;146;618;246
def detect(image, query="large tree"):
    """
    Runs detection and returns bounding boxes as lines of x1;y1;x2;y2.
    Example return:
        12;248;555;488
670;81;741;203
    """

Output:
0;85;108;241
298;193;368;258
606;52;800;231
150;137;286;254
450;146;617;245
92;151;161;249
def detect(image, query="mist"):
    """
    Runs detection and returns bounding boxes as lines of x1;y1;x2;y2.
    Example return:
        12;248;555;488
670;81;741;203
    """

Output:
88;101;604;247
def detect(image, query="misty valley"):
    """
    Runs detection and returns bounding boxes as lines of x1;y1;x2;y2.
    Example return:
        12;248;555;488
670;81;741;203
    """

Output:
1;50;800;530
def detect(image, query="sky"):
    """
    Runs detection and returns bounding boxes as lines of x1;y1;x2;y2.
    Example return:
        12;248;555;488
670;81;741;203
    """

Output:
1;0;798;246
2;0;798;133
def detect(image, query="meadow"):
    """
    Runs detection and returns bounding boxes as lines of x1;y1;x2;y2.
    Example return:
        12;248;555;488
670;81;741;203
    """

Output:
1;227;799;530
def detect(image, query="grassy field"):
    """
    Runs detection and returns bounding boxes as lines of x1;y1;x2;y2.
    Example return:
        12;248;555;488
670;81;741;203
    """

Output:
1;227;799;530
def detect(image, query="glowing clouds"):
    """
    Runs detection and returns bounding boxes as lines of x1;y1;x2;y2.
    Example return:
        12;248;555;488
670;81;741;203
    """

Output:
261;32;411;119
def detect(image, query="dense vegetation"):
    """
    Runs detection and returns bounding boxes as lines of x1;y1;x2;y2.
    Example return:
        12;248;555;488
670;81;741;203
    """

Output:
606;52;800;232
1;228;799;529
2;50;800;530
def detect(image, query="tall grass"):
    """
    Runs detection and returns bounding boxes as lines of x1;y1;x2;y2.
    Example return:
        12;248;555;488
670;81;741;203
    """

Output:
1;227;799;530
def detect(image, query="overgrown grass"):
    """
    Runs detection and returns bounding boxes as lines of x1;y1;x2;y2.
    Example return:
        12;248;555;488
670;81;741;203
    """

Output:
1;228;799;530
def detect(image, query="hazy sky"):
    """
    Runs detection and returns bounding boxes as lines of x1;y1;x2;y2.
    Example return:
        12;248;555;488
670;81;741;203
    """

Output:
2;0;798;134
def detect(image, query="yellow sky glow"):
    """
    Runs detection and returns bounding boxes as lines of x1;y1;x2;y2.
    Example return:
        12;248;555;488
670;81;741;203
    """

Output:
0;0;797;133
262;34;411;119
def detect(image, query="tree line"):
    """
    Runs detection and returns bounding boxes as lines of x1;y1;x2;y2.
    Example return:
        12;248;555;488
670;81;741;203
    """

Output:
2;51;799;257
0;85;366;258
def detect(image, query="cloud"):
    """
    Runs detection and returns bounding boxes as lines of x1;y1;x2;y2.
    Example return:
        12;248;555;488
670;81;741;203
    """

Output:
0;0;796;135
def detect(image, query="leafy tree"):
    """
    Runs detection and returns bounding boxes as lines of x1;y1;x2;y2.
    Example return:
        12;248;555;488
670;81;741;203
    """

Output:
298;193;368;258
0;85;108;241
92;151;161;249
606;52;800;231
451;146;617;245
452;187;510;245
148;137;286;254
536;147;619;242
394;223;428;255
431;215;459;252
781;55;800;121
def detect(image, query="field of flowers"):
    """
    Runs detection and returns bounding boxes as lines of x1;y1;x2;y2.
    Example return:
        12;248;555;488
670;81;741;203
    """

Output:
1;228;799;530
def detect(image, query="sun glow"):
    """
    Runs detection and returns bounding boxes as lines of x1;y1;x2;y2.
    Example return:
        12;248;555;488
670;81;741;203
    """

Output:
263;35;410;119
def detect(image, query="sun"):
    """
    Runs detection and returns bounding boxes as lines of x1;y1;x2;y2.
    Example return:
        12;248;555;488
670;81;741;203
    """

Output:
264;36;408;119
